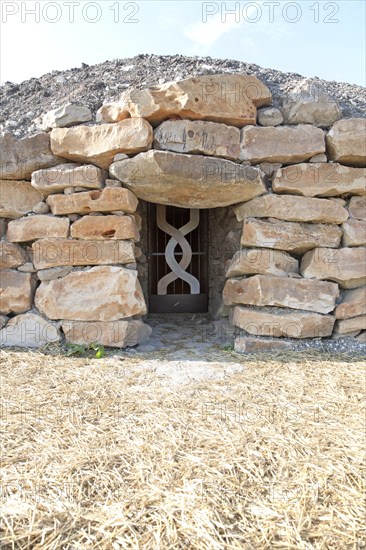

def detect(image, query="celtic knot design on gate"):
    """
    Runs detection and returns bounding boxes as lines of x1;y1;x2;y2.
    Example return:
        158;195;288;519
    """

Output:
156;204;200;295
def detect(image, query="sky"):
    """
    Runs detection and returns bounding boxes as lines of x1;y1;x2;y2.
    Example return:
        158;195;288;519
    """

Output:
0;0;365;86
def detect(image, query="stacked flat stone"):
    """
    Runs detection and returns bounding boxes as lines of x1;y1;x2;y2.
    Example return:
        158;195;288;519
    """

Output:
0;73;365;350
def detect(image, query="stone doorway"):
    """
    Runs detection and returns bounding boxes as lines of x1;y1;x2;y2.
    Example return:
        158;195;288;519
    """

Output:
147;203;208;313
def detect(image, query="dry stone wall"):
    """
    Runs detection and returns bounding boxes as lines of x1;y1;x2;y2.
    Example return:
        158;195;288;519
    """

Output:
0;73;365;351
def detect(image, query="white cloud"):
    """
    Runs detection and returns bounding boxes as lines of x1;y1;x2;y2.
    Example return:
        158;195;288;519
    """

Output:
184;15;240;51
183;1;291;55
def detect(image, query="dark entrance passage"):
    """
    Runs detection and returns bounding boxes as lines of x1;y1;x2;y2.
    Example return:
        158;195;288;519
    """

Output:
147;203;208;313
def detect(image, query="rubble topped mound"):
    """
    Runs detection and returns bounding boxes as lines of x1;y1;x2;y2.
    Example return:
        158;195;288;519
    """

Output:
1;54;365;138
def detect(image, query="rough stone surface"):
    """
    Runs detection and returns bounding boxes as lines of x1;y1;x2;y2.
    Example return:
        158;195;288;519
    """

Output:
225;249;299;278
2;54;365;141
37;265;73;281
47;187;138;215
110;150;267;208
282;79;341;127
62;319;152;347
0;313;61;348
32;201;50;214
234;336;292;353
272;163;366;197
335;287;366;320
258;162;282;177
97;74;272;127
31;163;104;195
18;262;36;273
235;194;348;224
241;218;342;253
37;103;92;131
348;196;366;221
257;107;283;126
240;125;325;164
326;119;366;167
105;178;122;188
6;215;70;242
153;120;240;160
223;275;338;314
0;315;8;329
301;247;366;289
32;239;135;269
70;215;139;241
0;242;27;269
0;180;44;218
50;119;153;169
0;220;7;238
335;316;366;335
35;266;147;321
342;219;366;247
0;271;35;314
0;132;64;180
309;153;328;163
232;306;335;338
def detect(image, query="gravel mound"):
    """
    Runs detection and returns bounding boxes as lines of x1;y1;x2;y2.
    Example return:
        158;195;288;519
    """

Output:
1;54;365;138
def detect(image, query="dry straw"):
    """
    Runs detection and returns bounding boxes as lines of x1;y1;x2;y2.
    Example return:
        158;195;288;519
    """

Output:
0;348;365;549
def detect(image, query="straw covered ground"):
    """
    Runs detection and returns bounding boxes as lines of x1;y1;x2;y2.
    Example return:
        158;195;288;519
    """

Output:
0;348;365;549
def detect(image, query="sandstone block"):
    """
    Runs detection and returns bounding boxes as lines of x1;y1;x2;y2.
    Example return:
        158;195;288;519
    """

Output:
335;316;366;335
110;150;267;208
326;119;366;167
32;239;135;269
240;125;325;164
0;242;27;269
232;306;335;338
0;270;36;314
31;163;104;195
224;274;338;314
241;218;342;254
35;266;147;321
257;107;283;127
301;247;366;289
272;163;366;197
62;319;152;348
70;215;139;241
47;187;138;215
18;262;36;273
37;266;73;281
97;74;272;127
33;202;50;214
342;219;366;247
234;336;292;353
113;153;129;162
235;194;348;224
6;215;70;242
355;332;366;343
0;132;65;180
335;287;366;319
50;119;153;169
153;120;241;160
348;196;366;221
0;180;44;219
38;103;92;131
333;330;361;340
225;249;298;278
282;79;341;127
0;313;61;348
309;153;328;163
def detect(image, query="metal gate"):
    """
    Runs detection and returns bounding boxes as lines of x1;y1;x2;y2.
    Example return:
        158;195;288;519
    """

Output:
147;204;208;313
